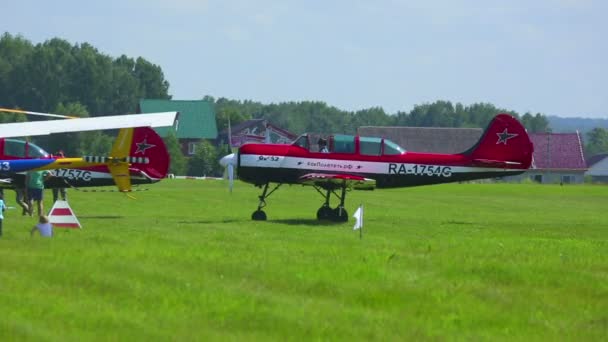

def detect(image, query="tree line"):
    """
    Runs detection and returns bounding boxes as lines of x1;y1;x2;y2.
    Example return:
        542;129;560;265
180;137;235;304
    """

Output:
211;96;551;135
0;33;169;115
0;33;181;170
212;96;607;159
1;33;606;177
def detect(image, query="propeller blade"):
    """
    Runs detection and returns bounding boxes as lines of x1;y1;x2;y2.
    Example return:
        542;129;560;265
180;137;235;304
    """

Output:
219;153;236;193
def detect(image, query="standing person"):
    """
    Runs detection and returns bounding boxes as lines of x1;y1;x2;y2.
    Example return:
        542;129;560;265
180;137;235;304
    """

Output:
30;215;53;237
318;138;329;153
15;187;29;216
52;150;67;202
52;180;67;202
0;193;6;236
25;170;51;217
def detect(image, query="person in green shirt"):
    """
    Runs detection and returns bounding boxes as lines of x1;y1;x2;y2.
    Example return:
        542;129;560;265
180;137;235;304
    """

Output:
26;170;51;217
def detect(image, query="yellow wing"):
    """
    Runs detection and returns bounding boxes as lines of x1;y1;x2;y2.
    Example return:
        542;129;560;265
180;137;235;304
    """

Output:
108;128;135;192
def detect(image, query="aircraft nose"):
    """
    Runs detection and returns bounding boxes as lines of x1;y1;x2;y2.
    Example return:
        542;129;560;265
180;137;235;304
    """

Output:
219;153;236;167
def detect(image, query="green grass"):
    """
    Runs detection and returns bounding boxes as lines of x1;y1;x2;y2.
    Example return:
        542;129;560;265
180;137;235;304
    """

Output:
0;180;607;340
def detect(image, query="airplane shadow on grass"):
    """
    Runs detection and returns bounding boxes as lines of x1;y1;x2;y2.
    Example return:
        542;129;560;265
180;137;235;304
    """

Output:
78;215;124;219
442;220;475;226
177;218;347;226
268;218;348;226
177;218;246;224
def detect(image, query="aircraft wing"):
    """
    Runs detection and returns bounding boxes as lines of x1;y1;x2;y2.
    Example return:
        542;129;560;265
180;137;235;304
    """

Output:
298;173;376;190
0;112;177;138
472;159;524;167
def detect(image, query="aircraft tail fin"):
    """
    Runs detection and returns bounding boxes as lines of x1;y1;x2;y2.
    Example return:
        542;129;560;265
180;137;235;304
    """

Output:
108;126;170;191
464;114;534;169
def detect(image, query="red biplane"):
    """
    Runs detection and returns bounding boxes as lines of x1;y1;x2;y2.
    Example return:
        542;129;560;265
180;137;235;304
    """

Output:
0;126;170;192
0;109;176;192
220;114;534;221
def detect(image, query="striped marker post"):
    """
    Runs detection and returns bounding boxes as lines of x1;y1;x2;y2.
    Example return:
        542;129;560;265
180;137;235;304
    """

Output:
48;200;82;229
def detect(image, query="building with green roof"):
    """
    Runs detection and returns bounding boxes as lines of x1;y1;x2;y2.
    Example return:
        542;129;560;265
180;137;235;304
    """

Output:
138;99;218;156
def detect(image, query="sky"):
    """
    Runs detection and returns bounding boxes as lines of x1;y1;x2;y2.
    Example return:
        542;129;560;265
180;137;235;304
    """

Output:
2;0;607;118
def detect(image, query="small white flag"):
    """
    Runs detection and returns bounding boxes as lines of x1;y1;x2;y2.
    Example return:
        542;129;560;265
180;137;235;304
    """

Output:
353;205;363;230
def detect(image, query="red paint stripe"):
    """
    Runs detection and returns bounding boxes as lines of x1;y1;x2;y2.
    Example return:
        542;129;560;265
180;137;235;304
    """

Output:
53;223;81;229
51;208;73;215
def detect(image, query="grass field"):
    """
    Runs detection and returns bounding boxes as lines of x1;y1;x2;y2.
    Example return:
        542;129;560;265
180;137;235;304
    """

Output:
0;180;607;340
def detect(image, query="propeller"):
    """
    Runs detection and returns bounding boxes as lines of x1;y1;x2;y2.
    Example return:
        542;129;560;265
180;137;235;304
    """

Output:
219;153;236;193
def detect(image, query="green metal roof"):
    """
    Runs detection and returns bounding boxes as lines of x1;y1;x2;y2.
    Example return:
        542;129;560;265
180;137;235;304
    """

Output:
138;99;218;139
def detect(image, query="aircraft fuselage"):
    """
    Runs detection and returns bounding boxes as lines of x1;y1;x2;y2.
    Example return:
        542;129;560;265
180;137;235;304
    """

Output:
237;147;526;188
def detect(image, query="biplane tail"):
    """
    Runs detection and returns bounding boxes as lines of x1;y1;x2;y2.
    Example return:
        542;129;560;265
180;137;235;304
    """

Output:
463;113;534;169
31;126;170;192
105;126;170;192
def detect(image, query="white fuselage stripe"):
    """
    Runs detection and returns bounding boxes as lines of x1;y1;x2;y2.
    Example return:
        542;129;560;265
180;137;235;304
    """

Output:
240;154;521;176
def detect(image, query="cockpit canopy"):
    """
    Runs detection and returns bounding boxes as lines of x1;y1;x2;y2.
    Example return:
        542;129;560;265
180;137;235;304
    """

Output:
292;133;405;155
3;139;50;159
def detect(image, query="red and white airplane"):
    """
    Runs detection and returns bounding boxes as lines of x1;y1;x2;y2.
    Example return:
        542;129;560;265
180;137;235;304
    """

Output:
220;114;534;221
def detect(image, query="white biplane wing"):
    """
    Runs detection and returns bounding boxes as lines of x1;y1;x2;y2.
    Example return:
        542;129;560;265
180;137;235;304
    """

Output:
0;111;178;138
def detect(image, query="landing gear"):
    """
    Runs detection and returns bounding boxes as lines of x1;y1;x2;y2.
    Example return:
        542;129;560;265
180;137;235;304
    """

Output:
252;210;267;221
314;185;349;222
248;181;349;222
332;207;348;222
316;205;333;220
251;183;282;221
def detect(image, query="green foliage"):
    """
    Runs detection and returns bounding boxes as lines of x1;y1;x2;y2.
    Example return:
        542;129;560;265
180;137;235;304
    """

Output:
163;132;187;175
215;106;250;135
407;100;457;127
2;32;554;138
0;111;26;124
206;97;549;135
187;140;220;177
518;176;537;184
0;181;606;340
32;102;91;156
350;107;392;132
0;33;171;115
585;127;608;156
400;101;520;129
521;112;551;133
0;33;34;109
79;131;113;156
134;57;170;100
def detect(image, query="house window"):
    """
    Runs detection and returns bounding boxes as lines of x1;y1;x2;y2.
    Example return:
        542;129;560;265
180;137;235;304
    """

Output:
561;175;573;184
188;142;196;155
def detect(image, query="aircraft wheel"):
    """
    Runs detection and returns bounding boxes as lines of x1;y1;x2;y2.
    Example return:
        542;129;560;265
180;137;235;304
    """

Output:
252;210;267;221
332;207;348;222
316;206;333;220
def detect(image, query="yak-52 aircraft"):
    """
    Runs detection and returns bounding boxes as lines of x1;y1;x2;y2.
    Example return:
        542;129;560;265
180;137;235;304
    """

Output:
0;109;177;192
220;113;534;221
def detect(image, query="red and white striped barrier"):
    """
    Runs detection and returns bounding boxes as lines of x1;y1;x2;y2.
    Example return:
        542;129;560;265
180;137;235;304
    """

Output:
48;200;82;229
